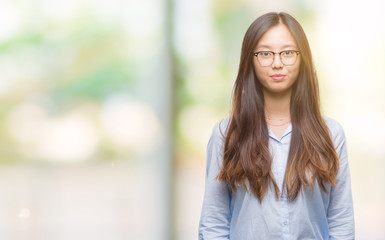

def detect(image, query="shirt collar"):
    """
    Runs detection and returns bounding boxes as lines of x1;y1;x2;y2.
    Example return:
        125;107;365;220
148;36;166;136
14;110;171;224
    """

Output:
268;123;292;143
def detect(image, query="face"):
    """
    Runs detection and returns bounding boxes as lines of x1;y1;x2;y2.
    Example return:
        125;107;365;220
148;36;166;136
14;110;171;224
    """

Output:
253;24;300;96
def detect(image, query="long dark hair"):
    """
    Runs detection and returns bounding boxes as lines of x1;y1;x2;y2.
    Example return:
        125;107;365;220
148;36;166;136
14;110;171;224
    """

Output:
217;12;339;202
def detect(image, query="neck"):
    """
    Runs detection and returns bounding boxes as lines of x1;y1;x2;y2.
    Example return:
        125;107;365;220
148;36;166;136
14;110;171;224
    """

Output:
264;90;291;119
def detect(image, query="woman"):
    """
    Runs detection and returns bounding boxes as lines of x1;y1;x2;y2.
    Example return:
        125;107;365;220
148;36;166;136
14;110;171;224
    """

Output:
199;12;354;239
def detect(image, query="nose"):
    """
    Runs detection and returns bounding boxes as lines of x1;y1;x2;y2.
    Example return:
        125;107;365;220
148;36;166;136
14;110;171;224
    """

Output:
271;53;283;69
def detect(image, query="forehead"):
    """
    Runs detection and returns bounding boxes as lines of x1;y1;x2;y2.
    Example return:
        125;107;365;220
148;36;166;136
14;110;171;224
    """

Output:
256;24;297;50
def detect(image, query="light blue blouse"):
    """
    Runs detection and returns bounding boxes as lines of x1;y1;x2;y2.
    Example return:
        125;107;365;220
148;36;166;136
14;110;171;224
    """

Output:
199;117;354;240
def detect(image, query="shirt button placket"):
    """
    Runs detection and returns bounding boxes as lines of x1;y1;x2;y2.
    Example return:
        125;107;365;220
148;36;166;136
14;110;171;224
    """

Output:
280;197;290;240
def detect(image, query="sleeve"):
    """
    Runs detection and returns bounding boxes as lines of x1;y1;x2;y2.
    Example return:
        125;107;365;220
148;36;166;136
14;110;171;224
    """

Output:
198;122;232;240
327;123;355;240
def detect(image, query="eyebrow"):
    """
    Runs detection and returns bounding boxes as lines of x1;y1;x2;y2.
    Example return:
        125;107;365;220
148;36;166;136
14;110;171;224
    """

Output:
256;44;297;50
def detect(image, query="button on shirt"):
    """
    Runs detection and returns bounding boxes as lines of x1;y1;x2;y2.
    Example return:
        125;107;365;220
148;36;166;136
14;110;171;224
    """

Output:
199;117;355;240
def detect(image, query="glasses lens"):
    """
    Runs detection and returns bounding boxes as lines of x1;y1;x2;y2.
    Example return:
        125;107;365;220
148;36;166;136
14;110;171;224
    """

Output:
257;52;273;66
281;51;297;65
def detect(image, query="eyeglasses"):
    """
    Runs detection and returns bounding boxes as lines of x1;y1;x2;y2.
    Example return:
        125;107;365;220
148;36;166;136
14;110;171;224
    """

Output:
253;50;301;66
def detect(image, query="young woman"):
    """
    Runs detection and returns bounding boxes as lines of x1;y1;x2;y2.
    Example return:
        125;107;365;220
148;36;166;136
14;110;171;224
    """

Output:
199;12;354;239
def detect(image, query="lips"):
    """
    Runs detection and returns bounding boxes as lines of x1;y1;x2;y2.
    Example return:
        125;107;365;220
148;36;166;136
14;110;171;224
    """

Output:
271;74;285;81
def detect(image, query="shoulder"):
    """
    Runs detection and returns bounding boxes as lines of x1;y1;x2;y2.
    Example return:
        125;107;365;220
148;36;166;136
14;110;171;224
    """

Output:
211;117;231;140
322;115;346;146
205;118;231;168
208;118;231;150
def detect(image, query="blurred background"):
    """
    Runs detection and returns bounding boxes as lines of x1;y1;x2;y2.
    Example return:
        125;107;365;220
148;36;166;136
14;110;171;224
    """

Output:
0;0;384;239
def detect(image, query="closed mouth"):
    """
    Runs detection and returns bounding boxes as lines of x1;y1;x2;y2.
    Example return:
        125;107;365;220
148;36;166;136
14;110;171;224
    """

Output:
271;74;285;81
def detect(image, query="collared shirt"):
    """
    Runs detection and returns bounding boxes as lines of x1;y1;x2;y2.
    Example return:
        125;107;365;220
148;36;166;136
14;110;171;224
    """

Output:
199;117;355;240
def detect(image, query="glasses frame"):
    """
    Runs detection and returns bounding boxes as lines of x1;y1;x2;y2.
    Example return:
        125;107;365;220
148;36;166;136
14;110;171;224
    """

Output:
253;50;301;66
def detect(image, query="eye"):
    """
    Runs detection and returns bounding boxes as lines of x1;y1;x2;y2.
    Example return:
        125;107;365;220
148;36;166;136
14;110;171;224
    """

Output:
259;51;272;57
282;50;295;56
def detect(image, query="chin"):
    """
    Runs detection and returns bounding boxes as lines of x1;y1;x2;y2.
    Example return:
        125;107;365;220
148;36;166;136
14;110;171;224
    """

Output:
265;86;292;95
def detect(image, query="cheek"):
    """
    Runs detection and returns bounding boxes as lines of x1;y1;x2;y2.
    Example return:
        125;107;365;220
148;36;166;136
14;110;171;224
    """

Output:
289;63;301;80
253;62;267;79
291;67;299;78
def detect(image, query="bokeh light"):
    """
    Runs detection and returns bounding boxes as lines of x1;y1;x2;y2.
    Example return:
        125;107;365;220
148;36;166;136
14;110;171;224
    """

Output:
0;0;384;239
